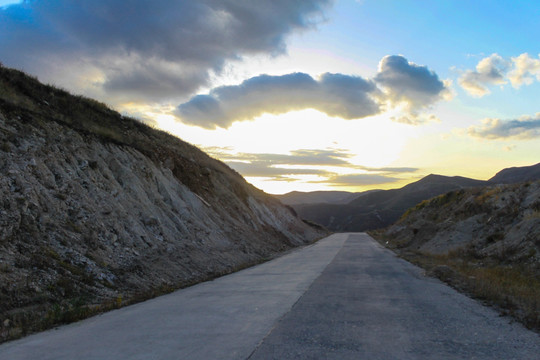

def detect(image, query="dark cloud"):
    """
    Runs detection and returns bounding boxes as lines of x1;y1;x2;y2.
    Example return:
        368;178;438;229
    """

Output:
201;147;416;186
468;113;540;140
226;161;331;178
176;72;379;129
0;0;331;102
374;55;449;113
220;148;354;179
458;54;509;97
225;148;355;166
178;55;449;128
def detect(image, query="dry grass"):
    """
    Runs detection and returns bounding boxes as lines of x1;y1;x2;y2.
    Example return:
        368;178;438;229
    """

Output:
370;230;540;332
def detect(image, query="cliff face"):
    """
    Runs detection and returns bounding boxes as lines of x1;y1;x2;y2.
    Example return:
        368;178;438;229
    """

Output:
0;66;324;341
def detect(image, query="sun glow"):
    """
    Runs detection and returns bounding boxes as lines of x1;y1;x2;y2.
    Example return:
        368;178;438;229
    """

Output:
143;107;419;193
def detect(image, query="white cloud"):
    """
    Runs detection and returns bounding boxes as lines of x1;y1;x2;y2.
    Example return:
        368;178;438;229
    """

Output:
458;54;509;97
176;72;379;129
468;113;540;140
459;53;540;96
508;53;540;88
177;55;450;129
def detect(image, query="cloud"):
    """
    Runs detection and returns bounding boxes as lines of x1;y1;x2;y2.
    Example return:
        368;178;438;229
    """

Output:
468;113;540;140
503;145;516;152
459;53;540;97
226;161;331;178
207;148;354;180
178;55;449;128
508;53;540;88
176;72;379;129
205;148;355;166
374;55;450;114
391;113;440;126
221;148;354;179
458;54;509;97
0;0;330;103
202;147;416;186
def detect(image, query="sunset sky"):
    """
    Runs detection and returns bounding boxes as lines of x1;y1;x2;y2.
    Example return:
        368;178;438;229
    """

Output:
1;0;539;194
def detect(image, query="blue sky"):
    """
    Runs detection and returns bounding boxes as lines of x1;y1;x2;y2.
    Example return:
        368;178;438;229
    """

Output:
1;0;539;193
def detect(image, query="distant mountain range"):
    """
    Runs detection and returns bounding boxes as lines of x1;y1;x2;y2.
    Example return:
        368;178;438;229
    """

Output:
275;190;366;205
489;163;540;184
279;163;540;231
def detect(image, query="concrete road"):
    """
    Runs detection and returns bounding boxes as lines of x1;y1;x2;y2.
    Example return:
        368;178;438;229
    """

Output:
0;233;538;359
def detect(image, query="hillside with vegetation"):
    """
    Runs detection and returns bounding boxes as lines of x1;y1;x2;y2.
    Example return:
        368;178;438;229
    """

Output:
372;181;540;330
0;65;326;342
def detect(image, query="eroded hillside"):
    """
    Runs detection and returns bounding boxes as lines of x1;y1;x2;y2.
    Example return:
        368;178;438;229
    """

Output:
384;182;540;258
375;181;540;329
0;66;325;342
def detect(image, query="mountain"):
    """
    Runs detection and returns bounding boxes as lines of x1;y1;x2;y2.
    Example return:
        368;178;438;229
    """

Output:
275;190;367;205
293;175;488;231
0;65;325;342
489;162;540;184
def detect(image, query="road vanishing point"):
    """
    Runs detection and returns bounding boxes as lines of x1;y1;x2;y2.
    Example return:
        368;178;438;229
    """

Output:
1;233;539;359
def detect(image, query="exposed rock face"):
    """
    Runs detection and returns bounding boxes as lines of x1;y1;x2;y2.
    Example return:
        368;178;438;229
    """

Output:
0;66;324;341
383;181;540;260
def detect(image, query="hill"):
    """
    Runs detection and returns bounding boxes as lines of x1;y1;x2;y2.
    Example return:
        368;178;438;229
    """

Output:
294;175;487;231
489;162;540;184
0;65;325;342
274;190;365;205
374;181;540;330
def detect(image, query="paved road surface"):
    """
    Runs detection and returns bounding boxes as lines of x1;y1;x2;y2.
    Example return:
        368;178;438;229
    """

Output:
0;233;538;359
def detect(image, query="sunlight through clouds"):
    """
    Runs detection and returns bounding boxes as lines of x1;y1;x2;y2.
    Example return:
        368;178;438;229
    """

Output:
1;0;538;192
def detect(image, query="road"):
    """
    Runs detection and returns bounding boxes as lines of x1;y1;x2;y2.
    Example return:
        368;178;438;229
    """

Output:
0;233;538;359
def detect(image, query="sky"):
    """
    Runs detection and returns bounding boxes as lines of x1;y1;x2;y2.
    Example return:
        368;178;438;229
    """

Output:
1;0;539;194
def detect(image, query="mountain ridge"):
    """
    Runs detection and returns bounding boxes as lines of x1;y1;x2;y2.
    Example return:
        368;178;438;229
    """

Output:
287;164;540;232
489;162;540;184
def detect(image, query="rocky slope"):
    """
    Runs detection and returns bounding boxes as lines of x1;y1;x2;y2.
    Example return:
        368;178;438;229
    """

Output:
0;65;325;342
375;181;540;329
383;181;540;258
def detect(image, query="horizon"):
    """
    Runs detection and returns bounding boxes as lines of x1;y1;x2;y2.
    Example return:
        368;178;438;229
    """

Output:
1;1;539;194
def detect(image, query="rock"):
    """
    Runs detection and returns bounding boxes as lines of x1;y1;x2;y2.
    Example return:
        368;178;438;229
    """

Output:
0;65;327;343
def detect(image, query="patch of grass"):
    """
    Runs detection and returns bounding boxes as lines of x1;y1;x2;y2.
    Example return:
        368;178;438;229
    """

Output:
401;199;430;220
475;187;502;204
371;232;540;332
